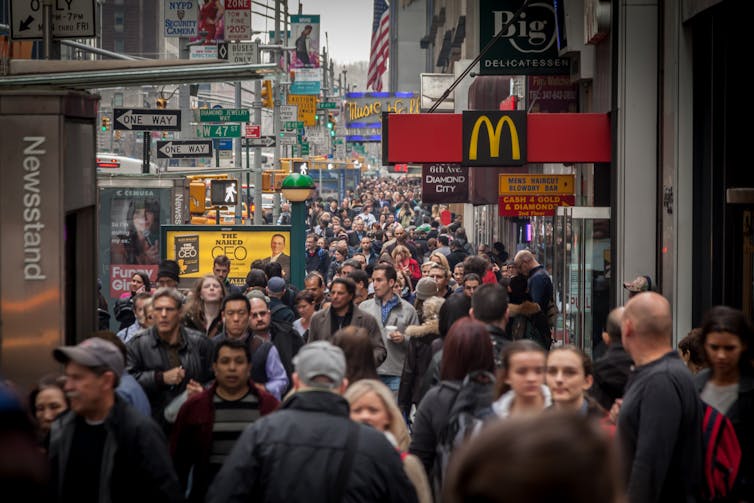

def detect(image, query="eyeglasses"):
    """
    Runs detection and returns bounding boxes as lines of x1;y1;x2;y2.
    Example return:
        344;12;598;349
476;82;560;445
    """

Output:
251;311;268;318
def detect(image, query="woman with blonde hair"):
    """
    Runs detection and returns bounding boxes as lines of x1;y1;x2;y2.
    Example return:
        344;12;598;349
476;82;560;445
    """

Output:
183;274;226;338
392;244;421;288
428;250;451;274
345;380;432;503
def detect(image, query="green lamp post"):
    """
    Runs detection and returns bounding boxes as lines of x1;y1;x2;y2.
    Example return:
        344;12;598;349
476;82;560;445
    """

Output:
281;172;315;290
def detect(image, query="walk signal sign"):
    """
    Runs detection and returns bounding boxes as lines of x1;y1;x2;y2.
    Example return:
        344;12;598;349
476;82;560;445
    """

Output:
210;179;238;206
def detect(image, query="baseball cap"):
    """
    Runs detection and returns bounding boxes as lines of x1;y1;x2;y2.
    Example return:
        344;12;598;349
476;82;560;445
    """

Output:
293;341;346;389
267;276;286;294
415;277;439;301
623;275;652;293
53;338;125;377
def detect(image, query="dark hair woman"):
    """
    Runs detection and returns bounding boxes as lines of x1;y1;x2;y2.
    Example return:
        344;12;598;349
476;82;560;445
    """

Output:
695;305;754;500
408;318;495;494
332;326;379;384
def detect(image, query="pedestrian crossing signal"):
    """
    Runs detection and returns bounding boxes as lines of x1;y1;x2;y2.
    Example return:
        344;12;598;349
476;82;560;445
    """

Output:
210;179;238;206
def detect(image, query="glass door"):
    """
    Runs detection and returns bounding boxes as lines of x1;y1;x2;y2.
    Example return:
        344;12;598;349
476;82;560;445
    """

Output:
552;207;611;358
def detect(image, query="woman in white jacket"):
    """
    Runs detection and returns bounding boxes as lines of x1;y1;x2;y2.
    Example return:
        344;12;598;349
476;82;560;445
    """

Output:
492;340;551;419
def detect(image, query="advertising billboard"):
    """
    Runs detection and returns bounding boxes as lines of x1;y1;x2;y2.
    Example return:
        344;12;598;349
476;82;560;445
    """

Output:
291;14;320;69
162;225;292;286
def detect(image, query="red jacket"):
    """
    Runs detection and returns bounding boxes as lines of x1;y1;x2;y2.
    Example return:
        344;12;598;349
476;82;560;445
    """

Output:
169;380;279;502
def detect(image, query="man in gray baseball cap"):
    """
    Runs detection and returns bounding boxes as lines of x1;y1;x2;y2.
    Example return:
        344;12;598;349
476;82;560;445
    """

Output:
292;340;347;390
49;338;183;502
208;340;418;502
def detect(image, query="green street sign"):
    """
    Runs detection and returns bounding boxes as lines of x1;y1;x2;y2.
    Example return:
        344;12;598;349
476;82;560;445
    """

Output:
283;121;304;130
317;102;337;109
196;124;243;138
300;143;310;155
195;108;250;123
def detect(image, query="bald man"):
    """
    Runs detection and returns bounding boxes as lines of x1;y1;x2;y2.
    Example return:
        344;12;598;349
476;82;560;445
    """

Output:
617;292;703;503
513;250;553;315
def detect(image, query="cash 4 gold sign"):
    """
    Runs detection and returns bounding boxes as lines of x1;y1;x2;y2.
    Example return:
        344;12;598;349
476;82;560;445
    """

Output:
462;110;527;167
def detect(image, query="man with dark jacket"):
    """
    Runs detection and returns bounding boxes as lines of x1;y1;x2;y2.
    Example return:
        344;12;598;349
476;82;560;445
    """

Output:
471;283;511;368
126;287;214;430
590;306;633;410
206;341;418;503
618;292;703;503
305;233;330;278
309;277;387;367
514;250;553;315
248;296;303;390
170;339;279;502
49;338;183;503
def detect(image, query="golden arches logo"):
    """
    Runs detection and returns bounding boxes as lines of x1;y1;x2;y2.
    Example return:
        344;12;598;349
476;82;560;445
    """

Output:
468;115;521;161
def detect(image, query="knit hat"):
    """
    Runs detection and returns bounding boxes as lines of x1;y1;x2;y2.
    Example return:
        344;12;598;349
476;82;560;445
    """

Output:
157;259;180;283
415;277;439;301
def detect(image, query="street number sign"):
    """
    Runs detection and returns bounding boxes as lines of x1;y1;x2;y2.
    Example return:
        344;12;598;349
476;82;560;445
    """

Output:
196;124;243;138
317;102;337;109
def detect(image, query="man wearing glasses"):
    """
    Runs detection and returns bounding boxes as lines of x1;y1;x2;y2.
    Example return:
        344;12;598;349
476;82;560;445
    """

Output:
126;287;214;432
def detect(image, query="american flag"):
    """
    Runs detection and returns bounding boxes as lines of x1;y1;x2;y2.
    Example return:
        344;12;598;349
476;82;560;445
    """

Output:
367;0;390;92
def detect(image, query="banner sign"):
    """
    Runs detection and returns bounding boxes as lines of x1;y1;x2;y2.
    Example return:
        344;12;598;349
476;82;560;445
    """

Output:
421;164;469;204
497;174;575;216
479;0;569;75
291;14;320;68
462;110;527;167
162;226;292;286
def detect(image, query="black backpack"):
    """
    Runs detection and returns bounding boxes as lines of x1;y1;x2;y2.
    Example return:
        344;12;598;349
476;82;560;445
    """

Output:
433;371;496;495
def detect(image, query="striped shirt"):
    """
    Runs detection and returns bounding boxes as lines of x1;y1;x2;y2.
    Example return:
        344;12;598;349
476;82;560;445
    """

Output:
209;392;261;468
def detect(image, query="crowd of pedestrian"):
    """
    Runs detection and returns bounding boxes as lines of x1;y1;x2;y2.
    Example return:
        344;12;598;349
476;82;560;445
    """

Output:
1;174;753;503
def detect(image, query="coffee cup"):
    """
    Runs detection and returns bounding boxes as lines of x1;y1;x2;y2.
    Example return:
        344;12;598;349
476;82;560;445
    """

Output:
385;325;398;333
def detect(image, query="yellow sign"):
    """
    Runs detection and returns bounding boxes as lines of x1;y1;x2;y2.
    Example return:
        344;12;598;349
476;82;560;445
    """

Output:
163;226;291;286
287;94;317;126
498;174;575;195
469;115;521;161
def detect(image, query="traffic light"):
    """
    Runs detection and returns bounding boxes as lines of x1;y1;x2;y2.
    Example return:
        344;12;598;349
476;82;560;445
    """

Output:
100;116;110;132
261;80;273;108
189;182;206;214
156;97;168;109
327;113;335;136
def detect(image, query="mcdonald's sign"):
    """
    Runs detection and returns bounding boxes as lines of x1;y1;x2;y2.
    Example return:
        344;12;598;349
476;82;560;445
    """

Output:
462;111;527;167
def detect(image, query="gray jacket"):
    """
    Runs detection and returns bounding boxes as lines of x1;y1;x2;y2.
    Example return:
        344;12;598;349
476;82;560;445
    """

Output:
126;325;214;426
309;303;387;367
360;296;419;376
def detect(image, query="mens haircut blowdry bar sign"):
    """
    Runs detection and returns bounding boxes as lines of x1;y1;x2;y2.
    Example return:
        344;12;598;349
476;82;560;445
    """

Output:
421;164;469;203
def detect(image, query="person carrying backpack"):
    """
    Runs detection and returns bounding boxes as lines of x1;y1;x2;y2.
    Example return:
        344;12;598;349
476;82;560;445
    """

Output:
505;275;551;350
694;306;752;501
408;319;496;500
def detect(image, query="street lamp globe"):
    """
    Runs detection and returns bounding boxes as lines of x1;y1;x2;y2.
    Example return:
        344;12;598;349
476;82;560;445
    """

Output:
281;173;315;202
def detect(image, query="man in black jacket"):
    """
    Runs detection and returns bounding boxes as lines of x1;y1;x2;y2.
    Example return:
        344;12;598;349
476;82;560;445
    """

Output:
49;338;183;503
207;341;418;503
618;292;703;503
589;306;634;410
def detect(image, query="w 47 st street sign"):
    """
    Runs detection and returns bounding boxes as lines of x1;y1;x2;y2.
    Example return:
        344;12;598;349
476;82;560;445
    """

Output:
114;108;181;131
196;124;242;138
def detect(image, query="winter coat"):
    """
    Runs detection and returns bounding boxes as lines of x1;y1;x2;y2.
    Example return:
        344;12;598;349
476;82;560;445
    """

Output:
399;318;441;413
49;396;183;503
206;390;419;503
505;301;551;350
126;325;214;428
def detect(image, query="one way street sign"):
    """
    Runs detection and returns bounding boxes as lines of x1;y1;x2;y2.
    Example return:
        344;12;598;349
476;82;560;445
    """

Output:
114;108;181;131
243;136;276;148
157;140;213;159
